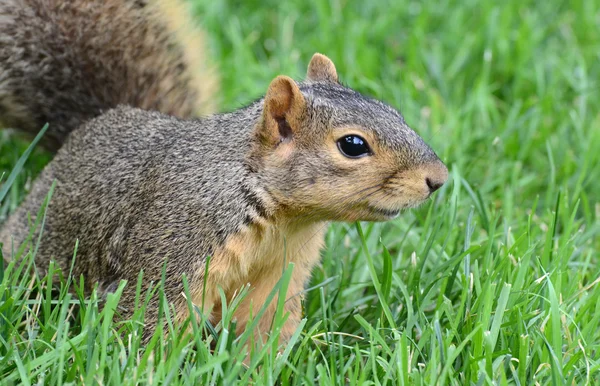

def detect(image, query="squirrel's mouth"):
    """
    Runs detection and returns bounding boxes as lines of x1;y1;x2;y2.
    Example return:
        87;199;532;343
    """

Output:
367;205;401;219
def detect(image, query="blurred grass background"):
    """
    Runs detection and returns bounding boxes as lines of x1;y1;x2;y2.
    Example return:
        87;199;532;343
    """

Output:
1;0;599;384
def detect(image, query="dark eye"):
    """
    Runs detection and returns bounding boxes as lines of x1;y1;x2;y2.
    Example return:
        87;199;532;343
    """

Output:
337;135;371;158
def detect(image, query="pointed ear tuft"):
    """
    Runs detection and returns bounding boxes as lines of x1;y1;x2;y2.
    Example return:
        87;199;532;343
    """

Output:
306;53;338;83
261;75;305;144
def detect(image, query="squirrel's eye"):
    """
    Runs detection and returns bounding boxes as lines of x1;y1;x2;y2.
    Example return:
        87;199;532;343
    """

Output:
337;135;371;158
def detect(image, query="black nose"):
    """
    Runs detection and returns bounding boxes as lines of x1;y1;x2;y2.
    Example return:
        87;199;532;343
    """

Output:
426;177;443;193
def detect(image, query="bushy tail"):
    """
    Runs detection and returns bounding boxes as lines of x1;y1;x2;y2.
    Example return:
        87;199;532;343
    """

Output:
0;0;218;151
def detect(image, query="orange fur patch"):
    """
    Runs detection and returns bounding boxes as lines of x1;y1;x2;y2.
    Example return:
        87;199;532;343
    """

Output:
183;219;326;339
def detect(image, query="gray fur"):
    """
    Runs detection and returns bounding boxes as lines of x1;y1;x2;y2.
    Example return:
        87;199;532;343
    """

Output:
0;0;214;151
300;82;439;162
2;106;264;321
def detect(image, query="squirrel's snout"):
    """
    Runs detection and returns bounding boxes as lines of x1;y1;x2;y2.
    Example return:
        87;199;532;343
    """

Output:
426;177;443;193
423;161;449;194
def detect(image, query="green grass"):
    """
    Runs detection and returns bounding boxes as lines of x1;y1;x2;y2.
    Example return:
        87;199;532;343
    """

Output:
1;0;600;384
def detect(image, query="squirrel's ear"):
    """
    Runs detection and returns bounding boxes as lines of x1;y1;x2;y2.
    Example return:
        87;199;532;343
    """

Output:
306;53;338;83
261;75;306;144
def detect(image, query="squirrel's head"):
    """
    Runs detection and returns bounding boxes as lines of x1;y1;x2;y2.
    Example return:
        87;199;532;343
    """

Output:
249;53;448;222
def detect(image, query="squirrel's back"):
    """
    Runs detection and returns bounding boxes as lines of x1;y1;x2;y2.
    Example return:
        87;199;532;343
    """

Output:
0;0;218;151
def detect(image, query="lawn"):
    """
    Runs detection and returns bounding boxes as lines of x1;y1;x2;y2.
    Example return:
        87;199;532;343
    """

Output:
1;0;600;384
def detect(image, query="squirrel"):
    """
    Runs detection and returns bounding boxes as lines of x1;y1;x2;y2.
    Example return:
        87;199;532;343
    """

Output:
0;0;448;345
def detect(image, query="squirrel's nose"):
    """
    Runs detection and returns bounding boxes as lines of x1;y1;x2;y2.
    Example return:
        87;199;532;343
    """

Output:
424;161;448;194
426;177;443;192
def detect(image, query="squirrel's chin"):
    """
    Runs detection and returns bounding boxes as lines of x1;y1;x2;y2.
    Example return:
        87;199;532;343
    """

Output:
362;198;432;221
364;206;401;221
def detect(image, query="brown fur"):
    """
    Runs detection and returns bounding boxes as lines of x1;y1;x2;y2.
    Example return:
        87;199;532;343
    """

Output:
192;220;325;342
0;50;448;346
306;53;339;83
